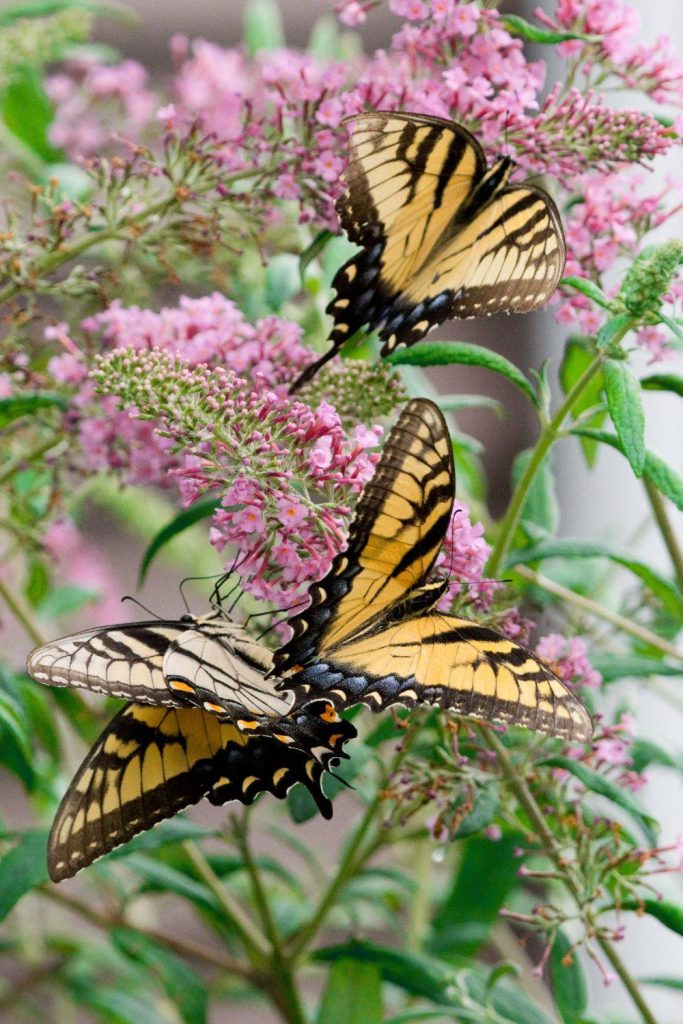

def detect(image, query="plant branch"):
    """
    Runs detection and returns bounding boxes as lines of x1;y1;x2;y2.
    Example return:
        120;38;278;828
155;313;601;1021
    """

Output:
487;348;611;579
183;840;269;963
644;477;683;593
0;576;46;647
483;730;658;1024
514;564;683;663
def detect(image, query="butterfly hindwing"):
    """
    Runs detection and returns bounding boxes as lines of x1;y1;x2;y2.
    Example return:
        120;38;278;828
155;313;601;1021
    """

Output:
48;700;355;881
275;399;454;673
290;110;565;390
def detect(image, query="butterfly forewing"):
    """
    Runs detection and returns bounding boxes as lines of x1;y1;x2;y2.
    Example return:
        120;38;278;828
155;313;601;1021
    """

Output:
27;622;187;707
275;399;454;673
48;701;355;881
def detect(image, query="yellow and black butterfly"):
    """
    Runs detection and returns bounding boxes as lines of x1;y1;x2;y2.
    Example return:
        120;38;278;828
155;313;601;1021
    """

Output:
292;110;565;391
273;399;592;743
27;614;355;880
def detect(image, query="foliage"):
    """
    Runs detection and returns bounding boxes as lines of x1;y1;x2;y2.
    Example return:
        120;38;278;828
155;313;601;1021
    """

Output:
1;1;682;1023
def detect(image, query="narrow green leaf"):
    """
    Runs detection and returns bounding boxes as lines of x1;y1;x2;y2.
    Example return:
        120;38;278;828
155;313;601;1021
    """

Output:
300;229;336;278
64;982;172;1024
572;428;683;512
317;957;382;1024
314;940;457;1006
0;392;67;428
2;67;61;163
112;928;208;1024
454;786;499;839
641;373;683;398
437;393;504;417
503;14;598;44
0;688;32;764
36;584;97;618
138;496;222;584
0;1;133;27
561;276;612;309
642;976;683;991
430;834;523;956
108;818;215;860
387;342;537;406
0;831;50;922
121;855;219;912
630;737;678;773
507;538;683;618
549;929;587;1024
603;360;646;476
660;311;683;343
559;339;605;465
265;252;300;311
538;756;658;845
590;653;681;683
621;898;683;937
243;0;284;55
512;451;558;538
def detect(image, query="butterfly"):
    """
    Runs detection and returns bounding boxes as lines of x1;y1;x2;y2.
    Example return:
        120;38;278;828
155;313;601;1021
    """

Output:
291;110;566;391
272;399;592;743
27;613;356;880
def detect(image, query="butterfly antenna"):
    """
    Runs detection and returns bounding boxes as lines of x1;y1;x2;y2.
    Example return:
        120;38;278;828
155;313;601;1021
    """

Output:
252;597;310;643
121;595;162;619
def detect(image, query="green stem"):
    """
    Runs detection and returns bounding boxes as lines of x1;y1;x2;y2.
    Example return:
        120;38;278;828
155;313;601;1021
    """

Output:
0;434;62;486
0;576;45;647
484;730;658;1024
230;815;308;1024
183;840;269;963
515;564;683;664
644;477;683;593
487;350;609;579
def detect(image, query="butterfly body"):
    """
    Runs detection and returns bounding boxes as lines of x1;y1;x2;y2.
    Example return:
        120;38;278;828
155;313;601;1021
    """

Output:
275;399;592;743
291;111;565;391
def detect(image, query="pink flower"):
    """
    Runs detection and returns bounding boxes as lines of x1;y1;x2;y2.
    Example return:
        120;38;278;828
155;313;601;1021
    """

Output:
276;496;308;530
450;1;479;36
594;738;631;766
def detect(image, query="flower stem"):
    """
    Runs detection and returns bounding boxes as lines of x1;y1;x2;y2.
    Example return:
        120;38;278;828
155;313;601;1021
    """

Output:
487;350;608;579
484;729;658;1024
514;564;683;664
644;477;683;593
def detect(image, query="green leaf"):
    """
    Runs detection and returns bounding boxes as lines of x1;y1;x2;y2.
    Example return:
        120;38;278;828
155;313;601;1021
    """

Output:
430;834;523;956
112;928;208;1024
503;14;598;44
549;929;587;1024
265;252;300;311
590;653;681;683
641;373;683;398
507;538;683;618
65;981;175;1024
659;311;683;343
300;229;336;279
621;898;683;937
454;786;499;839
559;339;606;465
572;428;683;512
243;0;284;55
0;391;67;428
596;312;633;350
2;67;61;163
560;276;612;310
630;737;678;773
36;584;97;618
0;831;50;922
603;360;646;476
0;1;133;27
0;688;32;765
387;342;537;407
642;976;683;991
314;940;458;1006
512;450;558;539
108;818;215;860
138;496;222;584
317;957;382;1024
437;393;504;417
538;756;658;845
121;855;219;913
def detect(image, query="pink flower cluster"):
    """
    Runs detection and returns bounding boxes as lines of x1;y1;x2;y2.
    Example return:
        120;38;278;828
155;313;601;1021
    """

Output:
535;633;602;690
538;0;683;104
93;349;382;608
435;500;496;609
46;57;157;156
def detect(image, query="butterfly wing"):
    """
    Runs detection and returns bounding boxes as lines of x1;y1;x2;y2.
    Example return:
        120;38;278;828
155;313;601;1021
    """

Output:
48;700;355;881
287;614;592;742
27;621;188;706
291;111;485;390
162;623;293;719
274;399;454;675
